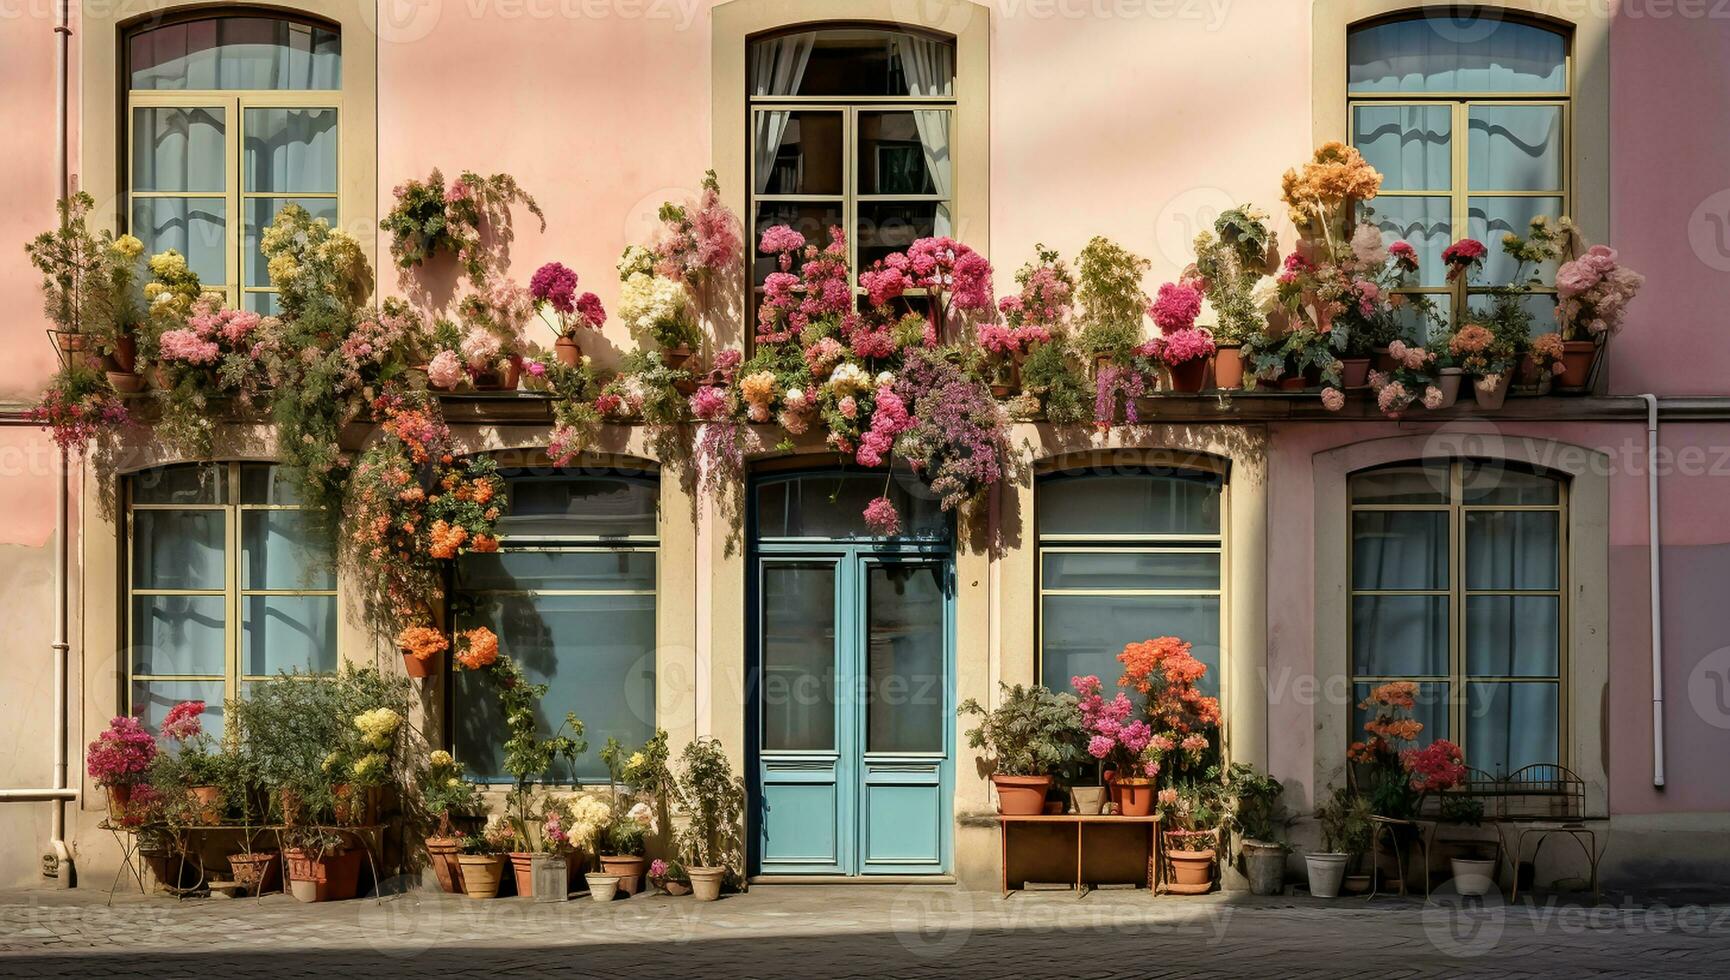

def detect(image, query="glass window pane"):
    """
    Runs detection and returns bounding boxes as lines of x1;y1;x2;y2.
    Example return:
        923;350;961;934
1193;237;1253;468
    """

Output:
132;680;227;739
1365;196;1451;287
1040;594;1221;697
752;201;844;285
132;197;227;285
858;201;951;270
130;17;341;91
1461;465;1560;506
1348;18;1566;94
244;291;281;315
1468;196;1564;285
858;111;948;196
755;473;945;540
1353;104;1450;192
132;595;227;676
1352;511;1448;590
1041;551;1220;592
242;595;336;676
455;550;656;592
132;464;227;504
244;107;338;193
241;511;334;590
131;107;226;193
245;197;338;287
761;563;836;752
752;110;842;195
1469;105;1562;192
1465;289;1558;338
454;593;657;781
751;29;953;98
1038;472;1223;536
1393;292;1449;346
133;510;226;590
1350;464;1449;505
867;564;946;753
1466;511;1559;590
1467;682;1558;774
496;473;658;538
1466;595;1560;677
1351;595;1449;676
1352;681;1449;746
240;463;302;504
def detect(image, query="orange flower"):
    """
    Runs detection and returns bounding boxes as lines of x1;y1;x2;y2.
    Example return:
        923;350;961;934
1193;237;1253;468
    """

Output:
1360;681;1417;711
428;519;468;559
454;627;499;671
469;534;499;553
396;625;449;663
472;480;494;505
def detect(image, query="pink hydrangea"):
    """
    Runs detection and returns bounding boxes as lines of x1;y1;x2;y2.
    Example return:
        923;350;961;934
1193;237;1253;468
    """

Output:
460;329;503;370
856;388;911;468
529;262;579;313
1320;387;1346;411
1377;380;1409;413
758;225;807;259
86;716;158;787
157;328;220;365
160;701;203;742
1149;328;1216;366
689;385;728;421
574;292;606;329
862;495;901;536
427;349;465;389
1422;385;1445;410
1149;281;1204;333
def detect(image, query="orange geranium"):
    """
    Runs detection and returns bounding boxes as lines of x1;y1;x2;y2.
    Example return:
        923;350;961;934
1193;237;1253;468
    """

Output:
453;627;499;671
428;519;468;559
396;625;449;663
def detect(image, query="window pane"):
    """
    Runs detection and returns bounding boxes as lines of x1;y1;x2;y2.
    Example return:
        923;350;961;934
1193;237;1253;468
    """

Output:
1461;465;1559;506
244;291;281;315
132;197;227;285
245;197;338;287
454;593;657;781
1041;551;1220;592
242;595;336;676
1038;472;1223;536
751;29;954;98
752;201;844;284
1350;464;1449;505
240;463;303;504
761;563;836;752
1352;681;1449;745
496;473;658;538
1465;289;1558;338
1466;595;1560;677
1352;511;1448;590
858;111;948;196
752;110;843;195
132;595;227;676
132;107;226;193
1468;196;1564;285
857;201;951;269
455;550;656;592
133;680;227;739
1348;18;1566;93
755;473;945;540
866;564;946;753
1467;682;1558;774
1353;104;1450;192
244;107;338;193
1469;105;1562;192
241;511;334;590
130;17;341;91
1351;595;1448;676
132;464;226;504
133;510;226;590
1466;511;1559;590
1365;196;1451;287
1394;292;1449;345
1040;594;1220;697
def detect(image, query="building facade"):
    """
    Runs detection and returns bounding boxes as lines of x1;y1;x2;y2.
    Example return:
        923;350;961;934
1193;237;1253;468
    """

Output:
2;0;1728;891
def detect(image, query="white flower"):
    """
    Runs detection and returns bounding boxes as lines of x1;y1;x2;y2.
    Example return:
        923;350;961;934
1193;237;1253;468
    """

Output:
827;363;871;394
1250;275;1281;315
875;371;896;387
618;272;690;342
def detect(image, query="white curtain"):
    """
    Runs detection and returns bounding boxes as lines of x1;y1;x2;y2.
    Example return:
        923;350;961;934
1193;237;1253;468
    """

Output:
893;34;954;234
749;33;816;195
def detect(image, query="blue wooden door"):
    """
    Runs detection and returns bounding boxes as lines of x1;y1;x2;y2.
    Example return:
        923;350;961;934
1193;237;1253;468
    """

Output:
753;548;952;876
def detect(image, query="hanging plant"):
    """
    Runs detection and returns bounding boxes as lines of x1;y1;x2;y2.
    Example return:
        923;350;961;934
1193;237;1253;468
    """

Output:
380;169;545;284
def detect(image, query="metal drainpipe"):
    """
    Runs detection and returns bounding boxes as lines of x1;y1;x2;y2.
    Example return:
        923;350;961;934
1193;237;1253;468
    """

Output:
1641;393;1665;788
50;0;74;880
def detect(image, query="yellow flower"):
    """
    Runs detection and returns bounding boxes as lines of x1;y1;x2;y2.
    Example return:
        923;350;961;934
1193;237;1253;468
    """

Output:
111;234;144;260
322;751;343;773
148;250;189;279
353;753;388;780
429;750;454;769
267;253;301;286
354;707;402;750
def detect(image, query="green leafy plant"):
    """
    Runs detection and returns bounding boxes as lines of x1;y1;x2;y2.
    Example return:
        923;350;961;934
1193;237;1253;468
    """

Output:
1018;334;1093;424
380;168;544;284
674;737;745;877
1224;762;1287;845
25;192;144;348
1074;236;1150;362
1315;786;1374;856
958;683;1084;777
482;655;587;842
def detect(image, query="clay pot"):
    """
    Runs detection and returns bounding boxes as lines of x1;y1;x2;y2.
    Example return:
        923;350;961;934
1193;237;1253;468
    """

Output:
111;335;138;373
284;847;363;903
662;346;694;370
331;783;376;827
1557;340;1597;389
1167;357;1209;393
227;851;280;896
1306;852;1348;898
1474;371;1511;411
1042;800;1065;815
457;854;504;899
402;650;436;678
663;880;692;896
106;370;146;394
105;784;133;824
425;836;464;894
1115;777;1155;817
990;774;1053;816
1163;836;1216;894
52;331;87;355
600;855;647;896
1213;345;1245;390
1435;367;1463;408
188;785;223;826
554;335;582;367
585;872;620;902
1340;357;1371;389
1070;786;1106;815
1277;375;1308;392
687;866;725;902
508;852;536;897
1371;347;1397;375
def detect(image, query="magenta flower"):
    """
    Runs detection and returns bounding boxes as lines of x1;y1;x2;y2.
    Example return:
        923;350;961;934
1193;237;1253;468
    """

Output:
863;495;901;536
530;262;579;314
1149;281;1203;333
160;701;204;742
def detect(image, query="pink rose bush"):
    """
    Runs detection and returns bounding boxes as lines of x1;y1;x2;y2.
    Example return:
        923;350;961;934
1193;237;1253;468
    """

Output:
1555;243;1643;340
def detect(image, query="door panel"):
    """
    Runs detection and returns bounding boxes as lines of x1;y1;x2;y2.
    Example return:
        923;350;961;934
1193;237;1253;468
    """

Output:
760;760;843;868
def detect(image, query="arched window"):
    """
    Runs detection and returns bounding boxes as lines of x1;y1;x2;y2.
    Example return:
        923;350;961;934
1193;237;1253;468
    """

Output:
1349;460;1566;773
747;26;956;291
451;468;660;782
126;13;342;314
1036;467;1225;699
1348;12;1568;340
126;462;339;735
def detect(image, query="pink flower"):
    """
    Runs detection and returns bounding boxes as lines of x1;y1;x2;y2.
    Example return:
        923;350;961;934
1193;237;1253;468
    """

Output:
529;262;579;313
1320;387;1345;411
1180;733;1209;753
525;360;546;377
838;395;858;419
689;385;728;421
574;292;606;329
1377;380;1409;413
758;225;807;257
1149;281;1203;333
1442;238;1487;282
1388;240;1419;272
427;350;465;389
1086;735;1114;760
1149;328;1215;366
157;328;221;364
1422;385;1444;410
863;495;901;535
160;701;204;742
459;329;503;370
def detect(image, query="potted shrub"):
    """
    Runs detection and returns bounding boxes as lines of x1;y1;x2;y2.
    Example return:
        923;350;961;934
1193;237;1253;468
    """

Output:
618;244;701;368
650;858;691;896
455;823;512;900
1192;207;1276;390
674;736;746;902
86;715;158;822
1073;674;1156;815
1555;237;1643;390
396;625;448;680
1225;763;1288;896
416;750;486;894
1103;637;1224;816
1309;787;1372;898
1158;782;1223;894
985;245;1070;397
1074;236;1151;378
1367;339;1444;417
958;683;1084;815
530;261;606;366
283;828;364;903
1018;335;1093;424
159;700;224;825
1438;792;1497;897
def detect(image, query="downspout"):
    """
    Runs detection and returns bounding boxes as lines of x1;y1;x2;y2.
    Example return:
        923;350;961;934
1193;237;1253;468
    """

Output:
1640;393;1665;788
50;0;75;879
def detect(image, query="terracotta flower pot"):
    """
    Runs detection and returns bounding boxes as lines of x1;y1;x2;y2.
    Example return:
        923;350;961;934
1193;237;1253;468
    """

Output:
1163;837;1216;894
508;852;536;897
457;854;504;899
111;335;138;373
425;836;464;894
1277;375;1308;392
687;866;725;902
331;783;376;827
402;650;436;678
228;851;280;895
105;784;133;823
106;370;145;394
1115;777;1155;817
1167;357;1209;393
1212;345;1245;390
663;880;692;896
188;785;223;825
284;847;363;903
554;335;582;367
662;345;694;370
600;855;647;896
990;774;1052;816
1557;340;1597;389
1340;357;1371;389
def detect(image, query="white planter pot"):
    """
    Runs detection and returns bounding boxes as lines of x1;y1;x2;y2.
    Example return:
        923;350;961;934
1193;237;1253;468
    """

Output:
1305;852;1349;899
1436;367;1463;408
585;872;620;903
1451;858;1497;897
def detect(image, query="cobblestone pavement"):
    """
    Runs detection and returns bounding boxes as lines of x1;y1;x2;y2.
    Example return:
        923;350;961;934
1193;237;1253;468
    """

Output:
1;883;1727;978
